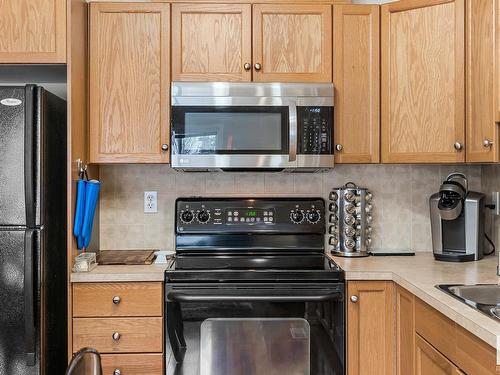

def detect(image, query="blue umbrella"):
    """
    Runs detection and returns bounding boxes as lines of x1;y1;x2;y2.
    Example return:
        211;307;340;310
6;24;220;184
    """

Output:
73;179;86;250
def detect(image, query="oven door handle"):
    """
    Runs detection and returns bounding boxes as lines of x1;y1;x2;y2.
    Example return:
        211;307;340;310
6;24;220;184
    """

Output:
167;289;342;302
288;100;298;162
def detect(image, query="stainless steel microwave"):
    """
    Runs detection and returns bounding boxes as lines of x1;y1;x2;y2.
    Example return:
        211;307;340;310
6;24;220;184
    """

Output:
171;82;334;172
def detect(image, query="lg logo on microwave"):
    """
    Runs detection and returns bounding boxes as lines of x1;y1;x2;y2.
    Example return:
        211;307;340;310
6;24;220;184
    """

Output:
179;158;190;164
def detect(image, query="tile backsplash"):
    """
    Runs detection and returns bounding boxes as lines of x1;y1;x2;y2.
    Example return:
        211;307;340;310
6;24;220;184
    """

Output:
98;164;482;252
481;165;500;252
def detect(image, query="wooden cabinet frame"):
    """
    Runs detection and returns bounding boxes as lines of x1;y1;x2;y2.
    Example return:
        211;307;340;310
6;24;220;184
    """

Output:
171;3;252;82
252;4;332;82
333;4;380;163
0;0;66;63
465;0;500;162
381;0;465;163
89;3;170;163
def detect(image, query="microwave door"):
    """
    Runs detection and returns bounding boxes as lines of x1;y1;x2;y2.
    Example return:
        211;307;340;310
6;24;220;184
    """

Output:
171;106;296;170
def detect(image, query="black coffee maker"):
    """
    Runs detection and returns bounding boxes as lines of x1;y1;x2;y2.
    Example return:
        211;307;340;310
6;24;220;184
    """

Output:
429;173;485;262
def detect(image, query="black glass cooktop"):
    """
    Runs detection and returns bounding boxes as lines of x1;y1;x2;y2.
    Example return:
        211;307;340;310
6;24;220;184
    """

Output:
165;253;344;283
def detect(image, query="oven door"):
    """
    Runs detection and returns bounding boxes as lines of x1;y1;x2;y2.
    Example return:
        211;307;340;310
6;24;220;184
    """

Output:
165;283;345;375
171;104;297;170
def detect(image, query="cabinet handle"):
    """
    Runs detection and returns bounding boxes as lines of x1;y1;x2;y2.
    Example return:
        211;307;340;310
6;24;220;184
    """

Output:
254;63;262;71
112;332;121;341
350;295;358;303
112;296;121;305
113;370;121;375
244;62;252;71
453;142;463;151
335;144;343;152
161;144;169;152
483;139;493;148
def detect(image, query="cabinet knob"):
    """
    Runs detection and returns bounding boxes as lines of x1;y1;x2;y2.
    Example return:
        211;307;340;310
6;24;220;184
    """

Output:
453;142;463;151
161;144;169;152
244;62;252;71
113;370;121;375
112;332;121;341
350;295;359;303
254;63;262;71
483;139;493;148
335;144;343;152
112;296;121;305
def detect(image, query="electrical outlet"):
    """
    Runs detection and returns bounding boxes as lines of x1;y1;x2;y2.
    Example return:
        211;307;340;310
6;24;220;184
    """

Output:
144;191;158;213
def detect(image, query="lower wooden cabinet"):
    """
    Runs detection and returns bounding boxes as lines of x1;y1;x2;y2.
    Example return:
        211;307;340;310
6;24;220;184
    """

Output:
350;282;499;375
395;285;414;375
415;334;464;375
347;281;395;375
101;354;163;375
72;282;164;373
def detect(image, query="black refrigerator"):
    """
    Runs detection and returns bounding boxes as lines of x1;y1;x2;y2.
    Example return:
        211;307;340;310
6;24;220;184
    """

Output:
0;85;67;375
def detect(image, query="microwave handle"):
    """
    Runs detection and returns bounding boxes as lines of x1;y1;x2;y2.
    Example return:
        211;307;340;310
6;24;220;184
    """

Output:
289;100;297;162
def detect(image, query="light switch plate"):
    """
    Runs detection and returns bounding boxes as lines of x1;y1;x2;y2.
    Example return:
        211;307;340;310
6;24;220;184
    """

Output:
144;191;158;213
492;192;500;216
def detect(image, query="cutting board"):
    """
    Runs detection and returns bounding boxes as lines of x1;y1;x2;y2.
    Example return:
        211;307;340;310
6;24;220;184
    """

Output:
97;250;156;265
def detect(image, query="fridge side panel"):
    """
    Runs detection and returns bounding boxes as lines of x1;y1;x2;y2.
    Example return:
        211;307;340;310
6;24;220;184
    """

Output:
0;87;27;226
0;228;39;375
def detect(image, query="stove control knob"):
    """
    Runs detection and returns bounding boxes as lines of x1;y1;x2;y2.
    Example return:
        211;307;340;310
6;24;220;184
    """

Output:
197;210;210;223
180;211;194;223
290;210;304;224
306;210;321;224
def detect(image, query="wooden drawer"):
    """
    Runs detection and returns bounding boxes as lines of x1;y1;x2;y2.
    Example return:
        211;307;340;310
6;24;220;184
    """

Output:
73;317;163;354
455;324;498;375
73;282;162;317
415;298;456;361
101;354;163;375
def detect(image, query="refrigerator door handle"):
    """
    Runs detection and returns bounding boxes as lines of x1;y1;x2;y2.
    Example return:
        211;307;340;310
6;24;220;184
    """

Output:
24;85;36;227
24;229;36;366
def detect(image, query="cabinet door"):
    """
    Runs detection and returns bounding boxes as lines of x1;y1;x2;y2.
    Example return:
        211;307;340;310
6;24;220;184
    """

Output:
415;334;464;375
89;3;170;163
0;0;66;63
381;0;465;163
465;0;499;162
172;4;252;81
333;5;380;163
396;286;414;375
347;281;395;375
252;4;332;82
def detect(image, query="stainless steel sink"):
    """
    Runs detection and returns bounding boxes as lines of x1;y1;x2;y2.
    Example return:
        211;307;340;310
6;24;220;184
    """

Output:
436;284;500;321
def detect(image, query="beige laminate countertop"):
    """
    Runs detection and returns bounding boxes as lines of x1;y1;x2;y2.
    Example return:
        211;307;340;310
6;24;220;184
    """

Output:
328;252;500;348
71;253;500;347
71;264;168;282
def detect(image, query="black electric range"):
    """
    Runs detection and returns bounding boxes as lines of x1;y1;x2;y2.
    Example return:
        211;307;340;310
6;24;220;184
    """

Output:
164;198;345;375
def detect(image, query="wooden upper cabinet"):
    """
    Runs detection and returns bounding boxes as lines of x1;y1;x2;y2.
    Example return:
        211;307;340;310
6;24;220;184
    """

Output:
333;5;380;163
0;0;66;63
89;3;170;163
172;4;252;81
466;0;499;162
381;0;465;163
415;335;464;375
347;281;395;375
252;4;332;82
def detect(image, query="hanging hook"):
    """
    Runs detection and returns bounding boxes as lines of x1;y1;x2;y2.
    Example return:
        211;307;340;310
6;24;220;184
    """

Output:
76;159;88;180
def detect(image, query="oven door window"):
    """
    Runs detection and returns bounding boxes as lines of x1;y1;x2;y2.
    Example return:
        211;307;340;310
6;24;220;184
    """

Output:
165;285;345;375
171;106;289;155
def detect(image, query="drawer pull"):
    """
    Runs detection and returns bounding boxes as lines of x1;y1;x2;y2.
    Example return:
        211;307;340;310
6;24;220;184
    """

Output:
113;369;121;375
112;296;121;305
112;332;121;341
350;295;359;303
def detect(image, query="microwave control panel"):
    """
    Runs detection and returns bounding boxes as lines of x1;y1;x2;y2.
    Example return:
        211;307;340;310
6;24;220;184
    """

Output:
298;106;333;154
